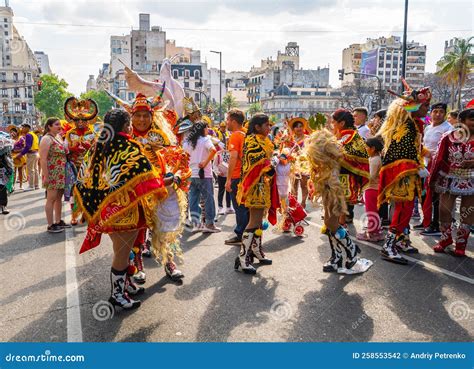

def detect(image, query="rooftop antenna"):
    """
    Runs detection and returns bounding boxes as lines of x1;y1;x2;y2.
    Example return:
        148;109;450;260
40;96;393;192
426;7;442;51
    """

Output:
5;0;9;7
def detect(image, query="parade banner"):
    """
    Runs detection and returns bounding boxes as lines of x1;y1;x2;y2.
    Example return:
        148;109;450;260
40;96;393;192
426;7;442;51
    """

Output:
0;342;472;369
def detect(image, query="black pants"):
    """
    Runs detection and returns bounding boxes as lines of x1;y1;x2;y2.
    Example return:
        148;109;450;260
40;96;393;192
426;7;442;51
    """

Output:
0;185;7;206
217;175;231;208
421;191;440;228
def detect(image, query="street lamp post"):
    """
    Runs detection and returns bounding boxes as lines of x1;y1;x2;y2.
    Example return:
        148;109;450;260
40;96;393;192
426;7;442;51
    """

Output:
401;0;409;92
211;50;222;122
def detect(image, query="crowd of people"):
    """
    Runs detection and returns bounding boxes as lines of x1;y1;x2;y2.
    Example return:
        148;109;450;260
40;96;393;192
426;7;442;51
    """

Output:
0;77;472;312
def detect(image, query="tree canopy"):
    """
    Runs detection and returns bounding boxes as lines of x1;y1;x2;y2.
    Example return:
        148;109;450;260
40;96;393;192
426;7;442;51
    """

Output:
34;74;72;119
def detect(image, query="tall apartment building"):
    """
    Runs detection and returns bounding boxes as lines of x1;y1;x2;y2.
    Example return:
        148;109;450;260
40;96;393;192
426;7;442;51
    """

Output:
105;14;220;108
342;36;426;91
33;51;51;75
0;5;39;127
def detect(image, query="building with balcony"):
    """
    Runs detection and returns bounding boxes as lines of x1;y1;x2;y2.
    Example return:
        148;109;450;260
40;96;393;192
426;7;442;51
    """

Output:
0;5;40;127
261;84;343;120
247;42;329;103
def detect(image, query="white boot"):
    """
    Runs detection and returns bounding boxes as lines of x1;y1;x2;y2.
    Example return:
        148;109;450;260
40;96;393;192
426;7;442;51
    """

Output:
234;231;256;274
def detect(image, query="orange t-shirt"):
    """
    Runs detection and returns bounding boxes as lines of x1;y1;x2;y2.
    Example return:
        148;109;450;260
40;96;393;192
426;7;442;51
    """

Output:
228;130;245;179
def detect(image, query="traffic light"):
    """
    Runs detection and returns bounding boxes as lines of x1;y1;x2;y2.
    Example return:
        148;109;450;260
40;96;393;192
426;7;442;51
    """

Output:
37;80;42;91
338;69;345;81
371;99;378;112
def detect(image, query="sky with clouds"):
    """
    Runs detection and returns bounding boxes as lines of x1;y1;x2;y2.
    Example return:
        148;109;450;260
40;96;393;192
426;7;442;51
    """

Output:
11;0;473;95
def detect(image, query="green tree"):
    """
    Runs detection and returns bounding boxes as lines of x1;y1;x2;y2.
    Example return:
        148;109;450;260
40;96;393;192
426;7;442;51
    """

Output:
222;92;238;113
34;74;72;119
436;37;473;109
269;114;278;125
247;102;263;116
80;90;114;119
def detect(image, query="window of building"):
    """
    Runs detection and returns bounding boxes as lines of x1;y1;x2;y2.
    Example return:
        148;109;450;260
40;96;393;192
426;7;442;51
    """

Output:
5;55;9;60
136;62;139;65
195;93;200;102
4;18;7;22
27;87;32;98
15;103;20;112
27;73;31;82
1;88;6;97
1;72;5;82
128;92;135;100
13;73;18;82
173;70;178;79
184;81;189;88
184;70;190;78
4;31;8;36
13;88;19;97
3;24;7;28
194;70;200;79
21;102;26;111
2;102;7;112
123;48;129;53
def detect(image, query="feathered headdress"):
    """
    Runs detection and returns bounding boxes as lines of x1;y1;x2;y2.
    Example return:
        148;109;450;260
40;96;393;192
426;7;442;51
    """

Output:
387;78;431;112
105;82;167;114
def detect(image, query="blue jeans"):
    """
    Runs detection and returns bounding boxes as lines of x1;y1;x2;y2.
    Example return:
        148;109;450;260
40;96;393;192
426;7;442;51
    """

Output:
189;177;216;226
230;178;249;239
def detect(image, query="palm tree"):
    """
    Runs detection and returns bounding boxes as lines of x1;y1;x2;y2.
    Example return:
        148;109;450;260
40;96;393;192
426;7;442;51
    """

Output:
436;37;473;109
222;92;238;114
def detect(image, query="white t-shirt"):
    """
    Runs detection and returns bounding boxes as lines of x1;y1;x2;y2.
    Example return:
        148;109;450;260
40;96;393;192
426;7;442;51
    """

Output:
423;121;453;155
356;124;370;140
183;136;215;178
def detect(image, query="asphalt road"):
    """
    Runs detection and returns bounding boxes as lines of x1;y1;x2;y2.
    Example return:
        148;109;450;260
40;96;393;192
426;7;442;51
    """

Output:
1;188;473;342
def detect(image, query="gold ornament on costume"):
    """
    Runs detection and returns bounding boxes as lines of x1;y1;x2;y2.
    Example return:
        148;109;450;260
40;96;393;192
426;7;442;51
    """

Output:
64;97;98;122
183;96;200;116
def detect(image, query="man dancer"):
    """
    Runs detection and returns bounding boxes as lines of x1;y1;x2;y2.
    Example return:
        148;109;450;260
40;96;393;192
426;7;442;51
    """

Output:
378;81;431;264
63;97;98;225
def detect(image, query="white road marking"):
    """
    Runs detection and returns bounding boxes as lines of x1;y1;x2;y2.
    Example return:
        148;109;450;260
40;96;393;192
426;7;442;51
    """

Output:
307;220;474;285
65;224;83;342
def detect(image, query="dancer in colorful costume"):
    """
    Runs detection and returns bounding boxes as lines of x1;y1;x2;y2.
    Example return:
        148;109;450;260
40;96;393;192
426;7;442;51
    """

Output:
331;109;370;225
74;109;168;309
235;114;276;274
305;129;373;274
286;118;311;209
63;97;98;225
429;101;474;257
378;80;431;264
106;89;190;281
